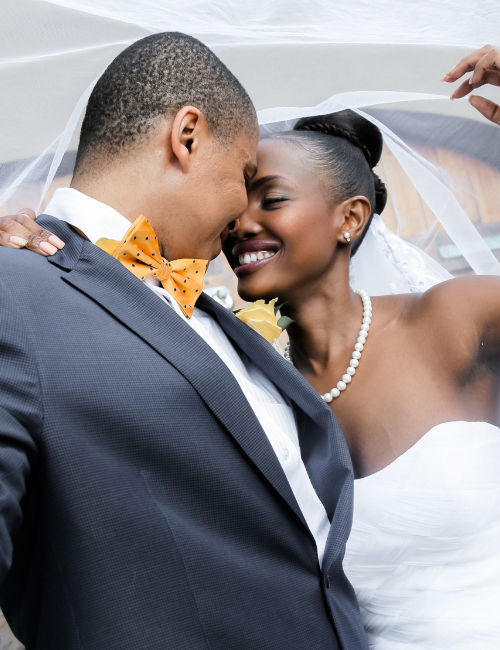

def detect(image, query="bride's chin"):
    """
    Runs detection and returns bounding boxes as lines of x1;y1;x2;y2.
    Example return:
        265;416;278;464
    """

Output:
237;280;281;304
237;285;261;303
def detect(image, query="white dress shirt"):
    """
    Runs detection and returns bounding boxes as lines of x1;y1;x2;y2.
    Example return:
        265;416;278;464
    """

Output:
44;188;331;564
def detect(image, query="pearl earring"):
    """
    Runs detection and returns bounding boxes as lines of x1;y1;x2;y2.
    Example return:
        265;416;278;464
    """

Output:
344;232;351;243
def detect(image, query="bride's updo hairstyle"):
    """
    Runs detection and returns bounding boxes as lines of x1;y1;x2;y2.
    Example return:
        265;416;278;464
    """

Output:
266;110;387;255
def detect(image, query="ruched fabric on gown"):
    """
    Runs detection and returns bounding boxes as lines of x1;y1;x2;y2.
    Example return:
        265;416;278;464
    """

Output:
343;421;500;649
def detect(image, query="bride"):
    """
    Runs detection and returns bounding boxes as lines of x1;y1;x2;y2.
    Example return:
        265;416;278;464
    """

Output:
1;45;500;648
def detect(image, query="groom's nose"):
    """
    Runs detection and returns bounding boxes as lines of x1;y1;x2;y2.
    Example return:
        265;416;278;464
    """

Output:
230;208;263;240
220;219;239;244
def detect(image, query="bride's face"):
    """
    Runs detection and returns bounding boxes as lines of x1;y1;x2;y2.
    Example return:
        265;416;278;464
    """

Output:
223;138;346;303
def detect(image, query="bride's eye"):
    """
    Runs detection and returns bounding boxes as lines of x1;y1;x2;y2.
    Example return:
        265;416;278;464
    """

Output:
262;196;289;209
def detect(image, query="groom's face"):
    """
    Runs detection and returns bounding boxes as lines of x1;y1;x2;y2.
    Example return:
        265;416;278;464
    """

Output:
156;127;259;263
193;130;259;261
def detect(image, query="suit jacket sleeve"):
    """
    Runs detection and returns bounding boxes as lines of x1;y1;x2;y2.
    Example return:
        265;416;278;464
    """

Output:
0;276;40;582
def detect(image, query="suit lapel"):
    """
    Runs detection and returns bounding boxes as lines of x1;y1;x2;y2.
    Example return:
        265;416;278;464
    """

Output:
198;293;355;564
42;217;306;525
197;294;332;422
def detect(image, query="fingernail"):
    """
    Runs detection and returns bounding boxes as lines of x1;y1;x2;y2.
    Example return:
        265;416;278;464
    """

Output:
40;241;58;255
48;235;65;249
10;236;28;247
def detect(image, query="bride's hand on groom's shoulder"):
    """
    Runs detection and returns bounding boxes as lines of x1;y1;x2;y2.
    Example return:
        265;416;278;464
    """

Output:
0;209;64;255
443;45;500;125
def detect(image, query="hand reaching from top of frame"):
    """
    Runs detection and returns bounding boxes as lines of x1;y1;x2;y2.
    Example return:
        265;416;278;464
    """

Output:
0;209;64;255
442;45;500;125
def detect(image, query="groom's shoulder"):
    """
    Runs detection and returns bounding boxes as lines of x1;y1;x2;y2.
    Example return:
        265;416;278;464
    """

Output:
0;216;84;287
0;245;53;275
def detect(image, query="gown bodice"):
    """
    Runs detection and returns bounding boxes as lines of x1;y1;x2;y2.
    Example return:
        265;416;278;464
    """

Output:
343;421;500;649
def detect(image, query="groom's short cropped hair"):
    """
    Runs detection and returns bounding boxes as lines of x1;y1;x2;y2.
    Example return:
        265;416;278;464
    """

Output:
75;32;256;174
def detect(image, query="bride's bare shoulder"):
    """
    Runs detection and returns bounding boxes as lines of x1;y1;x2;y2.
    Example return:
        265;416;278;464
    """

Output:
404;276;500;346
418;276;500;313
370;276;500;330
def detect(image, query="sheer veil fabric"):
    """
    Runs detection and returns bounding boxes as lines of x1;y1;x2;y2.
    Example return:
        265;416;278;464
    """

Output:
3;0;500;292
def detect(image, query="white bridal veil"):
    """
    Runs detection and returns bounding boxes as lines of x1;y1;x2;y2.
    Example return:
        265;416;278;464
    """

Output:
2;0;500;297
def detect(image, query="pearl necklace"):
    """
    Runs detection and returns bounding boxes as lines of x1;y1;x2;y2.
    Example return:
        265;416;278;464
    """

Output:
284;289;372;402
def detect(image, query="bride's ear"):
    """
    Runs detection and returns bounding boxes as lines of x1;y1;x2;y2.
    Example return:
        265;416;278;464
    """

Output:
337;196;372;245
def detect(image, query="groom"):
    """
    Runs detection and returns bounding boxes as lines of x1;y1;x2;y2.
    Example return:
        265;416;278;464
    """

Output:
0;33;366;649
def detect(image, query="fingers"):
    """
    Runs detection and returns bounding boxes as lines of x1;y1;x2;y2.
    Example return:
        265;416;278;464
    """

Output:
16;208;36;221
469;48;500;85
23;221;66;255
449;70;500;100
0;213;65;256
442;45;497;82
451;72;500;100
24;224;65;256
469;95;500;126
444;45;500;120
0;230;29;250
451;77;487;100
0;214;39;239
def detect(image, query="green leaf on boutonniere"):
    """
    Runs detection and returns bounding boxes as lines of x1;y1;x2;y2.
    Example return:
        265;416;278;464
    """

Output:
274;301;288;315
277;315;294;330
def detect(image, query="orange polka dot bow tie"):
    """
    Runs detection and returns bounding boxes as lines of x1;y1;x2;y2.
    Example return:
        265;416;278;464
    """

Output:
95;214;208;319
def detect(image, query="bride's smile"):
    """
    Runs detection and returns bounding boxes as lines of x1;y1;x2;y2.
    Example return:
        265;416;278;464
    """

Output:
224;137;361;304
231;239;280;275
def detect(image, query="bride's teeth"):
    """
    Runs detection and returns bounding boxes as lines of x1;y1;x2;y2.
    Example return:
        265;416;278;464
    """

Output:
238;250;276;267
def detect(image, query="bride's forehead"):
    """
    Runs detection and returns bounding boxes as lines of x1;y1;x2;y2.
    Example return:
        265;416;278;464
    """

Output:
256;138;311;177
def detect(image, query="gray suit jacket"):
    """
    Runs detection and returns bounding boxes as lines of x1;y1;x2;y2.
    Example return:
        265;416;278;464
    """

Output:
0;216;367;649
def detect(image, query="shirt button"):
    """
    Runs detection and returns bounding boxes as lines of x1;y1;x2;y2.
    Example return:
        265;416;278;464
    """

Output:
282;448;289;461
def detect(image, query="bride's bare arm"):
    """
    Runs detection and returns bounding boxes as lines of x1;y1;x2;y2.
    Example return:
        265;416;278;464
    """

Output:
440;45;500;358
420;277;500;369
465;277;500;362
0;210;64;255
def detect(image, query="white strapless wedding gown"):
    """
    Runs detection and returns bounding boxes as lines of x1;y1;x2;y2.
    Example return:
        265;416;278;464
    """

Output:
343;421;500;649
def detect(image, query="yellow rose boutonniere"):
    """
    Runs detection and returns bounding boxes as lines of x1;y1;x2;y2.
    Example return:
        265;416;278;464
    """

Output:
234;298;294;344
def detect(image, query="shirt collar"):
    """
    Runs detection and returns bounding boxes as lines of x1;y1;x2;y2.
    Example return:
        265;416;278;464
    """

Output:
44;188;133;244
44;188;186;316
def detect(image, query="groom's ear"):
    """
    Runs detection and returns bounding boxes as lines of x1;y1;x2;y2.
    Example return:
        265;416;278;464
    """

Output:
170;106;212;173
